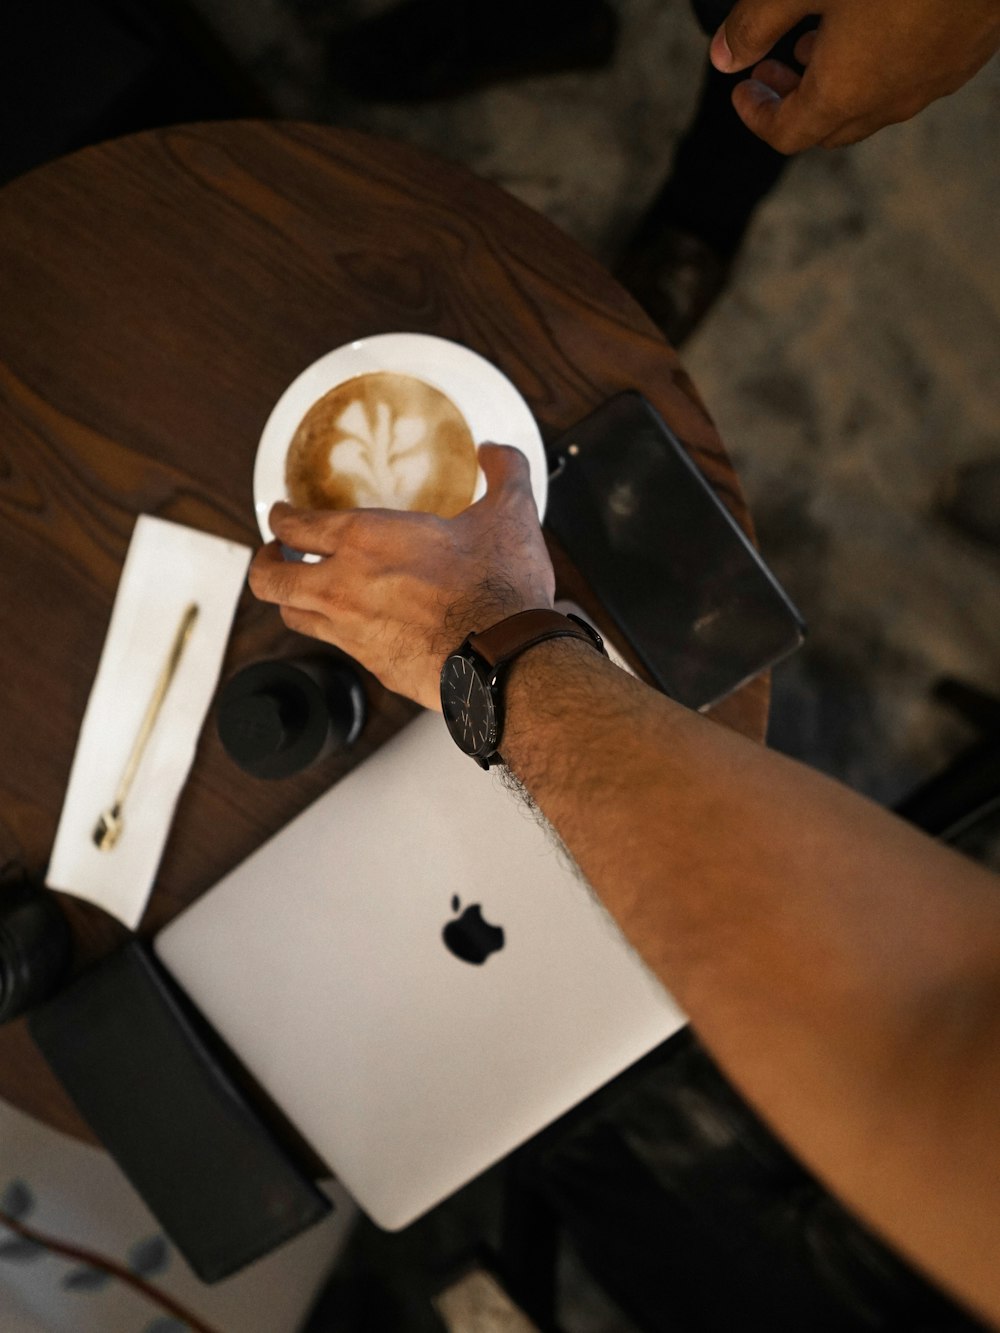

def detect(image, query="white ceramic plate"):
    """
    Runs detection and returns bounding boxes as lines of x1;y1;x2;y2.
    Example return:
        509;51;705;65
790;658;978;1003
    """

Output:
253;332;547;542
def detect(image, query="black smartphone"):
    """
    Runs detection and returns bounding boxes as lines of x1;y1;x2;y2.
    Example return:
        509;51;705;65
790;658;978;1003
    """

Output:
544;392;805;710
29;942;331;1282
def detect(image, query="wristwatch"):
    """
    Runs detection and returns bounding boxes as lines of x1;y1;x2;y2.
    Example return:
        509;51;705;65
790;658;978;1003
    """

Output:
440;608;607;769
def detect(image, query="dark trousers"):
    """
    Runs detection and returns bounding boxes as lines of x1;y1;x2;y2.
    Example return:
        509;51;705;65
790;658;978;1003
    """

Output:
690;0;738;29
647;0;804;258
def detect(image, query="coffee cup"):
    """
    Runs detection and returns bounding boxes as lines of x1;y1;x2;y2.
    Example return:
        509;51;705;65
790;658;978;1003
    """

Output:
253;333;548;544
285;370;479;518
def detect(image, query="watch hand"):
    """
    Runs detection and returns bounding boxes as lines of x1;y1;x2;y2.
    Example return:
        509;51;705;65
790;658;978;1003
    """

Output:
465;671;475;706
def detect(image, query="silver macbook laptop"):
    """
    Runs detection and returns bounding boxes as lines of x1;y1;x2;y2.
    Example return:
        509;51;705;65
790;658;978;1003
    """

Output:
155;650;686;1230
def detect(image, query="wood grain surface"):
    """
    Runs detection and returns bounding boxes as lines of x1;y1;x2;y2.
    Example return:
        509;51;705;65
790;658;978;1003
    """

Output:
0;121;766;1140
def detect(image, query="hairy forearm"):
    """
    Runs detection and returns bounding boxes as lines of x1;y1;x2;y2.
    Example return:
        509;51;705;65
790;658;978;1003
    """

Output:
503;638;1000;1323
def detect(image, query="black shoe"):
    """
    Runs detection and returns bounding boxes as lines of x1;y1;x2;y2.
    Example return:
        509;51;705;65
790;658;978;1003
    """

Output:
939;457;1000;550
615;224;731;347
327;0;619;102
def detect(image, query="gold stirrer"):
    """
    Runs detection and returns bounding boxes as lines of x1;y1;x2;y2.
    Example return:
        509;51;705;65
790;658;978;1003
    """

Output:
93;602;199;852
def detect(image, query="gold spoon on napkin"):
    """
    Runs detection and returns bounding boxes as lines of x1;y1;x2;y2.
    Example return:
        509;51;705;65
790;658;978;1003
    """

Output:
93;602;199;852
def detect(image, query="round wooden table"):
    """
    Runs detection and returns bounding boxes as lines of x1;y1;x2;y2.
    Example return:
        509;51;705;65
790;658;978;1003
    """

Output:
0;121;767;1142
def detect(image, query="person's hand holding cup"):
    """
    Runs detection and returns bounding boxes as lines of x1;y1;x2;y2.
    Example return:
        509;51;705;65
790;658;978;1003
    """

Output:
249;366;554;711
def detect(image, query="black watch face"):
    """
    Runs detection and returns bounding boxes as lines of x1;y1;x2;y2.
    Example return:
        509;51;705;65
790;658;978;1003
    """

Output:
440;655;497;758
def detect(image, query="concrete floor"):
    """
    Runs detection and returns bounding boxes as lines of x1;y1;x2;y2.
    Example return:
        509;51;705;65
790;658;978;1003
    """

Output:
186;0;1000;809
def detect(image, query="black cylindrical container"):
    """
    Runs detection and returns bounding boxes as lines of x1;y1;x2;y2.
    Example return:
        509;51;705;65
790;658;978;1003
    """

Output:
0;879;72;1024
216;655;367;779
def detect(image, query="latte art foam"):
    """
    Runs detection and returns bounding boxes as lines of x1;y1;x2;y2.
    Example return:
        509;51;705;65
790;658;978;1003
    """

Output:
285;372;478;517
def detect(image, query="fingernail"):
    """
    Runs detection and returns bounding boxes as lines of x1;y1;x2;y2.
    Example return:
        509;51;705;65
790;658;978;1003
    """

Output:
741;78;781;108
711;25;735;72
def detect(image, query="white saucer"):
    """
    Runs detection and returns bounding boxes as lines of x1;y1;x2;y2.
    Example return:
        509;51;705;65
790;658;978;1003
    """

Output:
253;333;548;542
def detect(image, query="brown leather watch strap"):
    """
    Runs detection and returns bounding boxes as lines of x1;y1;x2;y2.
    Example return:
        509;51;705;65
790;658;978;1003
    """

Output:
467;608;604;674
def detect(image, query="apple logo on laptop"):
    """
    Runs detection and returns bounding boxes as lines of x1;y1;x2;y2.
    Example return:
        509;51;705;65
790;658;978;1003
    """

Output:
443;895;505;965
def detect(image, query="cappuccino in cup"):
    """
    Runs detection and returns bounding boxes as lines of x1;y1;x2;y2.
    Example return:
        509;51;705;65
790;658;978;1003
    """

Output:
285;371;478;517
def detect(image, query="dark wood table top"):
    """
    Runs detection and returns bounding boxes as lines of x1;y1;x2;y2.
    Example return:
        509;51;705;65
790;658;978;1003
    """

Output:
0;121;767;1141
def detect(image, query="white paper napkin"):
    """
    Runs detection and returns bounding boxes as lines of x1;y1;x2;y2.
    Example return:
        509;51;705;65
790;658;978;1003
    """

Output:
46;516;252;929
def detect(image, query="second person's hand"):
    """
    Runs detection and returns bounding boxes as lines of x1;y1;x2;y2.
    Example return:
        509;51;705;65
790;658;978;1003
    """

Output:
711;0;1000;154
